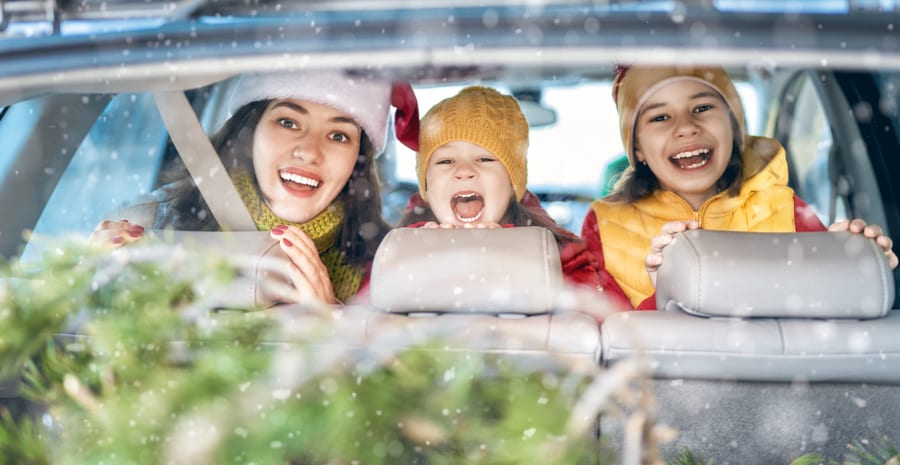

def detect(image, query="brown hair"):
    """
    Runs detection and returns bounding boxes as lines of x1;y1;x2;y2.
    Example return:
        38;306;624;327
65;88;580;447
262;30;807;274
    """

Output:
607;113;744;204
158;99;389;266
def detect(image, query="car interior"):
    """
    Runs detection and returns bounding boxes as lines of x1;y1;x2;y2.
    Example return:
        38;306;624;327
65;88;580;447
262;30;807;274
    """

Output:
1;3;900;463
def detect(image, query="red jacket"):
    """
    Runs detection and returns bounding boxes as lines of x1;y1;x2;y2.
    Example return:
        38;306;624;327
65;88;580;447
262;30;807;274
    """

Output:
581;195;828;310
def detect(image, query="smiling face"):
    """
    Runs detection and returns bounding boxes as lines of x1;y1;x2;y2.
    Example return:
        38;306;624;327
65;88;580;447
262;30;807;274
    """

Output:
251;98;361;224
634;79;735;210
425;140;515;226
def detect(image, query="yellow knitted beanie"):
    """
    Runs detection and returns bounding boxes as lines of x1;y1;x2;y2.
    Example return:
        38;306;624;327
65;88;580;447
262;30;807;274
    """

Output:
416;86;529;201
613;65;745;166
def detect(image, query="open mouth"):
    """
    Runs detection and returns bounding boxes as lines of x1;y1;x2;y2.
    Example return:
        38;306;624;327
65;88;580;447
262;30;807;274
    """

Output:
280;170;321;191
451;192;485;223
670;148;712;169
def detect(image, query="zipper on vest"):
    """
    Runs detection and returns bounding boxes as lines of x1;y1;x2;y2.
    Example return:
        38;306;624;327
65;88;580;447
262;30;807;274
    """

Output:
695;192;725;228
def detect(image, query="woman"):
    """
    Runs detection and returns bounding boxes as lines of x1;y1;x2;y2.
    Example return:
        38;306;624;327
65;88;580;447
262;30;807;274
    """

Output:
92;70;419;304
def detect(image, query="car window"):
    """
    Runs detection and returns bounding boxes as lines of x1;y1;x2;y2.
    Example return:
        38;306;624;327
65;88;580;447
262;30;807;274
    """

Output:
388;79;764;233
21;92;167;261
389;81;622;233
780;73;844;225
15;74;770;254
875;71;900;145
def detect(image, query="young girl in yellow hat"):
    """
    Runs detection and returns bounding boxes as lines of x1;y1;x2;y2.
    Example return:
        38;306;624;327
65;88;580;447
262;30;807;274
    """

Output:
399;85;605;296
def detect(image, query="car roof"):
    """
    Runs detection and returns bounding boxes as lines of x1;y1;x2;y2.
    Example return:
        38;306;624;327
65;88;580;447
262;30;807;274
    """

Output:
0;1;898;106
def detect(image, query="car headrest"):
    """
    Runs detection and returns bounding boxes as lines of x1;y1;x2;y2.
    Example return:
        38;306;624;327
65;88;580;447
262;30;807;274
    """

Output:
138;230;293;309
656;230;895;318
370;227;564;314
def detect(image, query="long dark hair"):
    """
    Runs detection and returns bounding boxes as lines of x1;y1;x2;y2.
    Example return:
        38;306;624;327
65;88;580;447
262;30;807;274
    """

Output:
397;195;579;247
157;100;390;266
607;113;744;204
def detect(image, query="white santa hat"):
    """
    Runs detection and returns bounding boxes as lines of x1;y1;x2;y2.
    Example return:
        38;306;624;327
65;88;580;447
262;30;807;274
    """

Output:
227;70;393;153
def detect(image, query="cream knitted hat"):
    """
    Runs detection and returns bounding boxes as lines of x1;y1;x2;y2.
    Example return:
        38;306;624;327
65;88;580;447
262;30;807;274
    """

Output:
613;65;745;165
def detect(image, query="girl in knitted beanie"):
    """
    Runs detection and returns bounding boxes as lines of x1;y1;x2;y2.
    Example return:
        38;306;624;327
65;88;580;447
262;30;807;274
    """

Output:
398;85;605;297
582;65;897;310
91;70;419;304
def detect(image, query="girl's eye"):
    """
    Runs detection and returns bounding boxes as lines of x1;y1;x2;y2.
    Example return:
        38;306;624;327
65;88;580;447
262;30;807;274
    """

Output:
277;118;299;129
435;159;453;165
648;114;669;123
477;157;497;163
694;104;713;113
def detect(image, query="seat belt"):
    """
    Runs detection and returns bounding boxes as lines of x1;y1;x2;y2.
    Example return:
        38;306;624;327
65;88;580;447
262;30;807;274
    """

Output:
153;90;256;231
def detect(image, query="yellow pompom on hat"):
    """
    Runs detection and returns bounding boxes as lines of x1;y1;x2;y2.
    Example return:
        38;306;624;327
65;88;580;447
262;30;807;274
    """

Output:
613;65;746;166
416;86;529;201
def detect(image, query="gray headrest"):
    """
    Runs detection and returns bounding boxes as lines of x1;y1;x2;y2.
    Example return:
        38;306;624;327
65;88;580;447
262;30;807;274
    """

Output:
138;230;293;308
370;227;563;313
655;230;895;318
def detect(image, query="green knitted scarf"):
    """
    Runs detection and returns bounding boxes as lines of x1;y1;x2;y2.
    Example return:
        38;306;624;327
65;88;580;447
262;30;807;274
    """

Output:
231;169;362;303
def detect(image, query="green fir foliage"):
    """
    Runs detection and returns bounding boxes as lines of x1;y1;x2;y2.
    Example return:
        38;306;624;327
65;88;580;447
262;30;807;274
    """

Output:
670;448;713;465
8;237;895;465
0;238;614;465
789;436;900;465
843;437;900;465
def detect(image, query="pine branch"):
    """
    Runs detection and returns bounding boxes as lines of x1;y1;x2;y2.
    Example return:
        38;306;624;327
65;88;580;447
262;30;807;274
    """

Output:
669;448;713;465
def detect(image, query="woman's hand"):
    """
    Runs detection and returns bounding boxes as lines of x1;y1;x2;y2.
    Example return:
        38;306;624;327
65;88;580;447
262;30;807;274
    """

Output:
270;225;339;305
645;220;701;286
829;218;898;270
89;220;145;249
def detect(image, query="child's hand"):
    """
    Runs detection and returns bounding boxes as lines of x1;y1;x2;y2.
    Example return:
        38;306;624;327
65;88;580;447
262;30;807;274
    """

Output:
89;219;145;249
468;222;503;229
828;218;898;270
645;220;701;286
418;222;502;229
270;225;339;305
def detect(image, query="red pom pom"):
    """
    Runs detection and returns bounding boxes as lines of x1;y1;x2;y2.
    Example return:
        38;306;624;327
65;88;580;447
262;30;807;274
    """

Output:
391;81;420;151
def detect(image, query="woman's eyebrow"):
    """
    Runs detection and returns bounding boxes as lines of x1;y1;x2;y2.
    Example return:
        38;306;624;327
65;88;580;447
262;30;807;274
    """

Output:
272;101;309;114
330;115;358;125
272;101;357;125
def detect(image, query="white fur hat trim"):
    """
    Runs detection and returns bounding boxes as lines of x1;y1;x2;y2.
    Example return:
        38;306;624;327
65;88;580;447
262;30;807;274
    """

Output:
227;70;392;153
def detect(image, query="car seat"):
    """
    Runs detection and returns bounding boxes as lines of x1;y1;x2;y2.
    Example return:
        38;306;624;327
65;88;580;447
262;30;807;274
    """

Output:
599;229;900;463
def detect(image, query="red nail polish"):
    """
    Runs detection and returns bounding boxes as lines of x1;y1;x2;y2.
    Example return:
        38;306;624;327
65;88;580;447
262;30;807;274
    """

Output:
127;230;142;238
271;229;284;235
282;238;293;247
111;236;123;244
273;224;288;231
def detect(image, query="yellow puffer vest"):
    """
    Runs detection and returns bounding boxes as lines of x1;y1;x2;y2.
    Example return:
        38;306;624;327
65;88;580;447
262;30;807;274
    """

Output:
591;136;797;307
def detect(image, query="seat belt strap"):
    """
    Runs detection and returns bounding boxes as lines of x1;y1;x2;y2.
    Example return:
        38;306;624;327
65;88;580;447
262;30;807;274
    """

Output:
153;90;256;231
